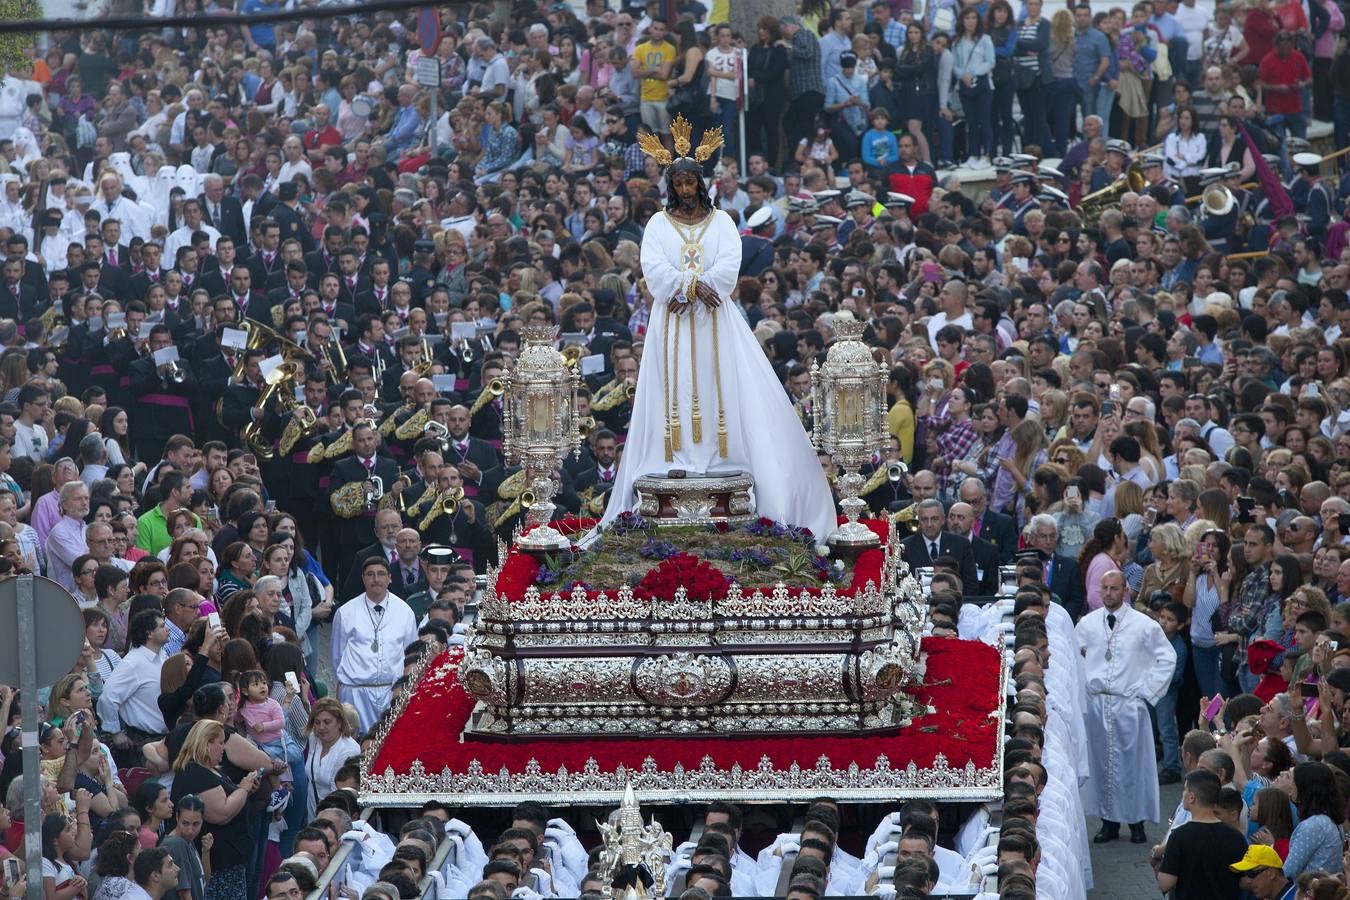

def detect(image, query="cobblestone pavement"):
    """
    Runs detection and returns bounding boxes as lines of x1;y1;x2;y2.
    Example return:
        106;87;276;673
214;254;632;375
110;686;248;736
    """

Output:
1086;781;1184;899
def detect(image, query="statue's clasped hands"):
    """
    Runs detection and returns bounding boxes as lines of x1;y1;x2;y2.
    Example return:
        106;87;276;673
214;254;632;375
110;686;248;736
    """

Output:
669;281;721;315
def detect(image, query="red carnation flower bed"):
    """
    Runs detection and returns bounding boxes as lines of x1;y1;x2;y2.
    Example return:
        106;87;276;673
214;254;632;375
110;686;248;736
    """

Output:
497;516;887;603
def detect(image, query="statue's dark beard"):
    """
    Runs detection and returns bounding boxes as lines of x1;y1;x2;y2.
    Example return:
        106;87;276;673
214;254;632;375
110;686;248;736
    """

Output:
678;195;697;211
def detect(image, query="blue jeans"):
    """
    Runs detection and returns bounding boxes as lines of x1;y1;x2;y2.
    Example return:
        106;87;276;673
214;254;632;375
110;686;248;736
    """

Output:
993;79;1016;155
713;97;738;166
960;80;993;159
1192;644;1223;701
1048;77;1078;156
1154;685;1181;772
1238;661;1261;694
1095;85;1116;138
280;731;309;857
936;109;955;163
1017;81;1047;151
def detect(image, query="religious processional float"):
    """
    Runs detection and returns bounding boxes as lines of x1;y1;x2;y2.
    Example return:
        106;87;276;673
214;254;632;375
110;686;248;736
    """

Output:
361;322;1006;815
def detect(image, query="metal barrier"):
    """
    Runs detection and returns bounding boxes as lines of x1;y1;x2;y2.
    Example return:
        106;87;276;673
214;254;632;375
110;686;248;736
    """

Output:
306;807;376;900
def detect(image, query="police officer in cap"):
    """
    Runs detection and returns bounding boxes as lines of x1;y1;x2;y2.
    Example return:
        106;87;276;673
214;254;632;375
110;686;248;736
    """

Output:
1008;173;1039;234
740;206;777;277
406;240;439;308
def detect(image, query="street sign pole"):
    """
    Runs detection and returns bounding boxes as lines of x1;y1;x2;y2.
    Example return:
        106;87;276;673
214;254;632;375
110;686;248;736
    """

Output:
0;574;86;900
18;575;42;900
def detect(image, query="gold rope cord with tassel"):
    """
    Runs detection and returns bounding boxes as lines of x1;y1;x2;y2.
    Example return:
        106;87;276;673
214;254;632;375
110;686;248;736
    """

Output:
689;308;702;443
662;304;673;462
670;300;682;453
712;307;727;458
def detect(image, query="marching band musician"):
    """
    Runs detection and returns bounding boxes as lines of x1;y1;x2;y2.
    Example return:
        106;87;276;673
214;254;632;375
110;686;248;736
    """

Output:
329;421;403;567
1291;151;1333;241
442;401;504;500
218;348;268;438
468;354;508;444
330;555;418;733
1008;173;1040;235
593;354;638;435
129;323;196;465
1196;168;1239;254
415;464;495;573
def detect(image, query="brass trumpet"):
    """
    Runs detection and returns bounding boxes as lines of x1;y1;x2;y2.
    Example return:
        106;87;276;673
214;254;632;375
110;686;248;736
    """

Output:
577;415;597;438
418;485;465;530
591;381;636;412
468;378;505;417
561;345;584;369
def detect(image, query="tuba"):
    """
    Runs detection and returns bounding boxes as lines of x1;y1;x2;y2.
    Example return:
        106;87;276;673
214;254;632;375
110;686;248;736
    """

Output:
1198;185;1237;222
241;361;302;459
1075;161;1147;228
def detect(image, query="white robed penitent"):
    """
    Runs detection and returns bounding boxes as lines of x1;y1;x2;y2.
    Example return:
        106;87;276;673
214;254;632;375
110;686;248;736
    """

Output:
1075;604;1176;825
593;207;837;544
331;592;419;732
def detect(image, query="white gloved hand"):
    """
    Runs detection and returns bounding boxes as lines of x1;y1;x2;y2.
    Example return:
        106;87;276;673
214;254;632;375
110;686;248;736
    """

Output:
545;818;576;836
511;888;545;900
445;817;474;837
870;886;896;900
531;867;553;897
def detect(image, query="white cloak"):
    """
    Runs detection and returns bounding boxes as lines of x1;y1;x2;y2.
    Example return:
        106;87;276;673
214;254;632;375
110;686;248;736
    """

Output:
594;208;837;544
1076;604;1176;824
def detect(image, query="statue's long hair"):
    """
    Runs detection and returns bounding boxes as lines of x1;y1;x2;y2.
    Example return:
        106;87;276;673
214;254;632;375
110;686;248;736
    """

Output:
663;158;713;214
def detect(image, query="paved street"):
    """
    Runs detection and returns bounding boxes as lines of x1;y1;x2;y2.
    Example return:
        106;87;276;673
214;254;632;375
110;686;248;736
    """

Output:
1086;782;1184;900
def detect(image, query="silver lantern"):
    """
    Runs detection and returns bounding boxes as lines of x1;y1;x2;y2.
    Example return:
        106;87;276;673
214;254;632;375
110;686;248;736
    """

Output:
810;316;888;549
502;324;581;552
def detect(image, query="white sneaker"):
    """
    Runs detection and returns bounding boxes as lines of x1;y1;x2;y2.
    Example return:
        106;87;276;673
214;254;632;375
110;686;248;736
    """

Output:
977;156;991;168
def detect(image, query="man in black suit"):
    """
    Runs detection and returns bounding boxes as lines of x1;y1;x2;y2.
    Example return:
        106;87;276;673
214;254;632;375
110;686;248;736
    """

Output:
246;218;283;288
194;235;243;299
126;242;168;302
334;248;369;310
572;428;619;494
440;401;503;501
304;226;344;282
266;261;313;308
315;272;357;338
959;479;1018;564
329;422;404;573
0;257;40;320
98;219;133;275
338;506;405;603
1024;513;1083;620
947;501;1000;596
200;174;247;246
899;499;979;593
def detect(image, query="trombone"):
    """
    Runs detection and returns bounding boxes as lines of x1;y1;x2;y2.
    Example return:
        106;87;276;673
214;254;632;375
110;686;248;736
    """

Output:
321;338;348;386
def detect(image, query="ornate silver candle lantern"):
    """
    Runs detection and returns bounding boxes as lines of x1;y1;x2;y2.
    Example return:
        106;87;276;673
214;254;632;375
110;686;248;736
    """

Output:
810;316;888;550
502;324;581;552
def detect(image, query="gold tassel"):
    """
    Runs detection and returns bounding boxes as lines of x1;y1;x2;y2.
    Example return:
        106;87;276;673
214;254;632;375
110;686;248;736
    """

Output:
662;306;674;462
670;305;682;451
711;308;728;458
689;308;702;443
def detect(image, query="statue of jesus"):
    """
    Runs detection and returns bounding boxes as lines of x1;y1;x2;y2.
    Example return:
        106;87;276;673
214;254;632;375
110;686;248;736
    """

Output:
593;119;837;542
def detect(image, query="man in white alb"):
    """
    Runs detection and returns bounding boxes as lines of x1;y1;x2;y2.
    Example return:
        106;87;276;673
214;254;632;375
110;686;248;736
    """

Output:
331;556;419;732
